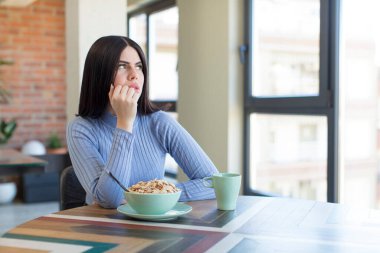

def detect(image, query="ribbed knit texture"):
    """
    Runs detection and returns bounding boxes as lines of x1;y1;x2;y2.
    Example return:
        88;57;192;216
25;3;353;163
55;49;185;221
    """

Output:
66;110;218;208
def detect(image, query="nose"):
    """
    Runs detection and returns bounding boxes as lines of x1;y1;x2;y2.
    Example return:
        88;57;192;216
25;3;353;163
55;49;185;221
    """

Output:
127;68;138;81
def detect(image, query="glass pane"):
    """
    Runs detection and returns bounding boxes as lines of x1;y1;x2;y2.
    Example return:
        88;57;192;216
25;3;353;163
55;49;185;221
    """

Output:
129;14;147;54
249;114;327;201
341;0;380;209
252;0;320;97
149;7;178;101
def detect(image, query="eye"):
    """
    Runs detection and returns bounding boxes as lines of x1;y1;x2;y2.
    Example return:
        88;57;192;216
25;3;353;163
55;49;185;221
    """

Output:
118;64;127;70
136;64;143;70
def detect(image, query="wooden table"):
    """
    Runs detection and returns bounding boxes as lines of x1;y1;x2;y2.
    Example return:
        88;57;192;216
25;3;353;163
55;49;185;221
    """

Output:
0;148;47;175
1;196;380;252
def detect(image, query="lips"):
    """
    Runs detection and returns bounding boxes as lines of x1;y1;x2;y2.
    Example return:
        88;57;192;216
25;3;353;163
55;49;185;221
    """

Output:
129;83;140;92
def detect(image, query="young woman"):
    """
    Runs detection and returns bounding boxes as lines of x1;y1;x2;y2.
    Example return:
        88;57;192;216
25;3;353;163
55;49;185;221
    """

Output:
67;36;219;208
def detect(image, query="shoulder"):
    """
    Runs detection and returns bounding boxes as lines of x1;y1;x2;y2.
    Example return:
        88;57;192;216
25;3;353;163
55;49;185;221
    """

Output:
140;111;180;135
67;116;99;136
67;117;103;148
146;111;189;141
150;111;179;129
68;116;94;130
151;110;175;121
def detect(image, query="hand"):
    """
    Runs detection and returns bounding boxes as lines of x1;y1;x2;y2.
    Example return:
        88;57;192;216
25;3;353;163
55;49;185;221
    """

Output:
108;84;140;132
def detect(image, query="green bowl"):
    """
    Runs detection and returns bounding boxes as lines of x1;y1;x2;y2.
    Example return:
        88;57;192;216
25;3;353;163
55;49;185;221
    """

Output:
124;190;181;215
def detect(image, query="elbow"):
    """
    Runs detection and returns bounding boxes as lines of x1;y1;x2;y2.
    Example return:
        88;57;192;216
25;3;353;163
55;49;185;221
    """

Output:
96;198;118;209
94;190;122;209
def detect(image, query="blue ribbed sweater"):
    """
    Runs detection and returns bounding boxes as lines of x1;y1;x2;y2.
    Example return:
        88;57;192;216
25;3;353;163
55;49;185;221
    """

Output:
66;110;218;208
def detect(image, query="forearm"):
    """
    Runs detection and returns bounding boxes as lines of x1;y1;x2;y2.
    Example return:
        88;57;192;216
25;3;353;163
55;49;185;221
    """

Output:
176;179;216;201
94;129;134;208
68;122;134;208
152;111;219;200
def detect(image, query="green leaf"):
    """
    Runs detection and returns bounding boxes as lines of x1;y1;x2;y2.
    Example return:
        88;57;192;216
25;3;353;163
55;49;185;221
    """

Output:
0;119;17;144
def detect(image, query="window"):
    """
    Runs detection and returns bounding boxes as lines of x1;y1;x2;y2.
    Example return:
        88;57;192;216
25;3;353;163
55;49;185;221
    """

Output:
246;0;380;209
340;0;380;208
299;124;318;142
244;0;339;203
250;114;327;200
129;14;147;54
252;0;320;97
148;7;178;102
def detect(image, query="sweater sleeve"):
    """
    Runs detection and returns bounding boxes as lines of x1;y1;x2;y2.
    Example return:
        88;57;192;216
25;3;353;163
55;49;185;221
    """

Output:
152;112;219;201
66;118;133;208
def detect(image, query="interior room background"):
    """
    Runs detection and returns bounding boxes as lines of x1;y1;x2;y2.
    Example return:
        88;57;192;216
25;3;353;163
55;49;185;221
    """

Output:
1;0;380;210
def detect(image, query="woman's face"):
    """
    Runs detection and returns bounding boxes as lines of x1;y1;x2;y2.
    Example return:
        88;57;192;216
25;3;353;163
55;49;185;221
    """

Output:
114;46;144;98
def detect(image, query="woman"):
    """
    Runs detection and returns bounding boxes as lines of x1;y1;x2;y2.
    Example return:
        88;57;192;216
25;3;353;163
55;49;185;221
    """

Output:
67;35;219;208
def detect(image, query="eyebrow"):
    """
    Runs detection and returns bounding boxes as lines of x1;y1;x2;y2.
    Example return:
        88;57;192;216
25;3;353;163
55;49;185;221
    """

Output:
118;60;142;65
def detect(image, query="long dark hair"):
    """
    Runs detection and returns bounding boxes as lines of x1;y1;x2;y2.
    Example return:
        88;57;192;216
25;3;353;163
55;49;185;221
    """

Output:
78;36;157;118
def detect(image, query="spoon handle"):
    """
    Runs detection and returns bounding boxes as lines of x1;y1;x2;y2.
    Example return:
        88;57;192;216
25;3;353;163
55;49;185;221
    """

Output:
105;169;129;192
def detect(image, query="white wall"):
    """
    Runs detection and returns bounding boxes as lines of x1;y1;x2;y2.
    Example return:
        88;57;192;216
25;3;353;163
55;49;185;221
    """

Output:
66;0;127;121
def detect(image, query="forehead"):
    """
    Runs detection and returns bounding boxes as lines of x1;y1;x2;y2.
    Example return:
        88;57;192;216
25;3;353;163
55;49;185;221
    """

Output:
120;46;141;62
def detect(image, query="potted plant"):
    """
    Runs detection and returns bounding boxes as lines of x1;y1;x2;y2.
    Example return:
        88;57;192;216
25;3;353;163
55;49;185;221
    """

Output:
0;58;13;104
0;58;17;145
0;57;18;204
46;132;67;154
0;176;17;204
0;119;17;145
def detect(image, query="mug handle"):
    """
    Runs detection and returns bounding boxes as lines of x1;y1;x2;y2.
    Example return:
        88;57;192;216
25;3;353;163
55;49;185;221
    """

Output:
202;177;213;188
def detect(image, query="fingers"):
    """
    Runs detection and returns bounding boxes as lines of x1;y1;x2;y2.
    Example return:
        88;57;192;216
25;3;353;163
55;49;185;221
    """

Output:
108;84;114;100
110;83;140;105
126;86;136;99
132;89;141;103
113;84;123;97
110;84;124;100
111;84;137;102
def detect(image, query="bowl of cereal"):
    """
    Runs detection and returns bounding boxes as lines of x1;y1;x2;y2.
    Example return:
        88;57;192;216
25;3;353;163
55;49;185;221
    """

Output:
125;179;181;215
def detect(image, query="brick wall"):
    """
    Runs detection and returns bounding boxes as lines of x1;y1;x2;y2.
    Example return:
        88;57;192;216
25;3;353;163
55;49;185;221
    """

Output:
0;0;66;149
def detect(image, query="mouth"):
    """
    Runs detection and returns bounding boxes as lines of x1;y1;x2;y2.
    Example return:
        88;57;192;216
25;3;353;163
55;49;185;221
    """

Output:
129;83;140;91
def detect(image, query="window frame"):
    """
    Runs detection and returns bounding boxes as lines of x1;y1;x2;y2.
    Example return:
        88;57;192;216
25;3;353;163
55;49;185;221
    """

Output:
243;0;341;202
